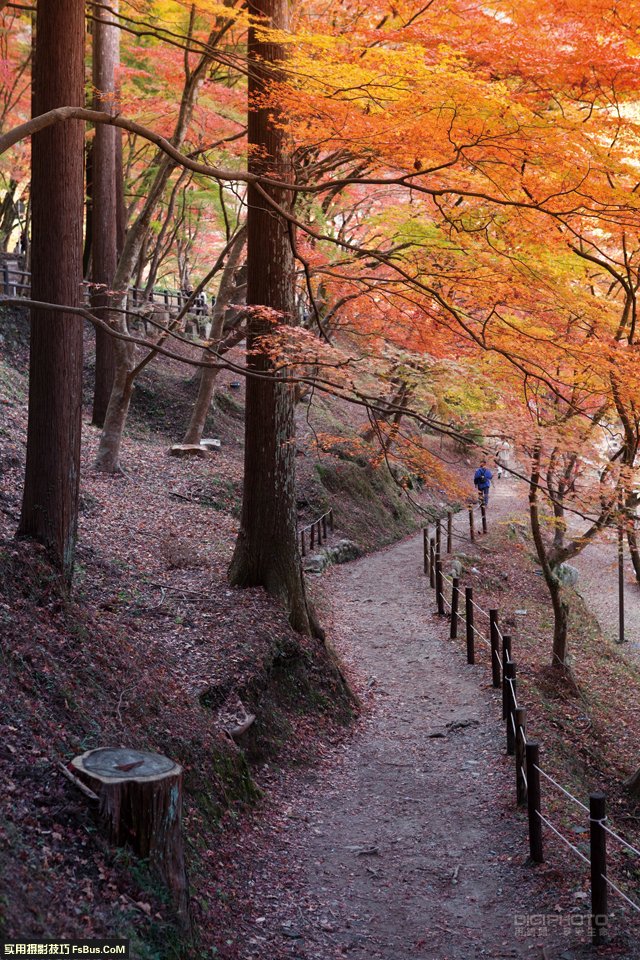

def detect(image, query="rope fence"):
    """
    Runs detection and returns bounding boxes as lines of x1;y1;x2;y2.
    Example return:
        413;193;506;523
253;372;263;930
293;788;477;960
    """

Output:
421;507;640;945
299;508;334;557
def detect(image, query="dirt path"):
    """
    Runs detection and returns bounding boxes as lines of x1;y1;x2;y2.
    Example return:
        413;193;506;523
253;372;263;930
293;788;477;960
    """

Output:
572;530;640;666
221;492;567;959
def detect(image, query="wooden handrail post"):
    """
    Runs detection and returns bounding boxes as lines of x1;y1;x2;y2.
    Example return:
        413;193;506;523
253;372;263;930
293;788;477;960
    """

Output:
526;742;543;863
322;514;328;539
490;610;501;688
447;511;453;553
465;587;475;664
590;792;608;944
329;509;334;532
515;707;527;806
501;635;512;718
435;519;442;558
481;501;487;534
450;578;460;639
429;539;436;589
301;529;306;557
310;523;315;549
468;506;475;543
317;519;322;546
423;528;429;576
435;554;445;616
505;661;516;756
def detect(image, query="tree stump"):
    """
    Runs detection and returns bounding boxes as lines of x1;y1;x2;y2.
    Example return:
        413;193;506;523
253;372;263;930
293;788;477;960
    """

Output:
71;747;189;924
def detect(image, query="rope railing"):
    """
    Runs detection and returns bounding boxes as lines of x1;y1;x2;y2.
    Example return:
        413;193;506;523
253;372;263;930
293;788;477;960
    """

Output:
420;511;640;944
299;508;334;557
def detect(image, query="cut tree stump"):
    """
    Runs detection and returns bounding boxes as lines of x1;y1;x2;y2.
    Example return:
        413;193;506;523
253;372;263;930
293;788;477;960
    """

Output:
168;443;211;458
71;747;189;924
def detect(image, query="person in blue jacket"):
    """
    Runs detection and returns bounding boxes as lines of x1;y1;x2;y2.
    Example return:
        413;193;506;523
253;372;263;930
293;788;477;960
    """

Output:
474;460;493;505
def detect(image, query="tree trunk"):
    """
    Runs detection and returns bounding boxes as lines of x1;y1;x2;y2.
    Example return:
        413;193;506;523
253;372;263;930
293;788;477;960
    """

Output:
626;509;640;584
94;350;134;472
625;767;640;797
18;0;84;584
182;227;245;445
528;443;570;670
228;0;315;636
91;0;120;428
94;16;223;471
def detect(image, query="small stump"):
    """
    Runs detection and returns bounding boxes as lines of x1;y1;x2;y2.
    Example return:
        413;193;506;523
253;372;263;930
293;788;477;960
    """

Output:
71;748;189;923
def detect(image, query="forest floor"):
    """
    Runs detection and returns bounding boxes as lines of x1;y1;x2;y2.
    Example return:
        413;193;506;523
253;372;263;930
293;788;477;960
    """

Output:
197;481;640;960
2;308;640;958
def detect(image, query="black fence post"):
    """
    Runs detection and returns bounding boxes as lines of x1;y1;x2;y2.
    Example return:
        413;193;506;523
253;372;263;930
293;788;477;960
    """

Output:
490;610;501;688
3;261;10;295
465;587;475;664
423;528;429;576
505;661;517;756
590;792;608;944
447;512;453;554
435;554;445;616
322;514;328;539
317;519;323;546
310;523;315;549
469;506;475;543
526;741;543;863
450;578;459;639
515;707;527;806
429;539;436;589
502;635;512;719
481;501;487;534
435;519;442;558
329;509;334;533
301;530;306;558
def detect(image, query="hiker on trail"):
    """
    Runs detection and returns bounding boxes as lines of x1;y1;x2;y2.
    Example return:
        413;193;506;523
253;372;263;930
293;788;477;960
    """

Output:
474;461;493;505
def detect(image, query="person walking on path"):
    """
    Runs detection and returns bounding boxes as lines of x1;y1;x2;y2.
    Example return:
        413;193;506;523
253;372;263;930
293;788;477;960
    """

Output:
474;460;493;505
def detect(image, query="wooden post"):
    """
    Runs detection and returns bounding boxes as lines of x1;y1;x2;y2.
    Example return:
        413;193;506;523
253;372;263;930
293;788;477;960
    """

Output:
590;792;608;944
329;508;334;532
164;289;169;307
435;519;442;557
505;661;516;756
465;587;475;664
490;610;501;688
515;707;527;806
450;578;459;639
429;539;436;589
436;554;445;616
300;529;306;557
423;528;429;576
468;506;475;543
322;514;328;539
526;741;543;863
501;635;512;719
71;748;189;923
481;501;487;534
447;511;453;553
310;523;315;549
3;261;9;295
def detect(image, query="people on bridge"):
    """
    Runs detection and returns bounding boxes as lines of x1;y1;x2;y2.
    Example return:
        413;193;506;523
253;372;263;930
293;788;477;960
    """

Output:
473;460;493;505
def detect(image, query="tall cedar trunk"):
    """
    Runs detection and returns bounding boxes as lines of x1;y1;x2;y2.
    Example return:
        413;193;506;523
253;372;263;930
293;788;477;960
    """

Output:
18;0;84;583
228;0;314;635
182;228;245;445
91;0;120;427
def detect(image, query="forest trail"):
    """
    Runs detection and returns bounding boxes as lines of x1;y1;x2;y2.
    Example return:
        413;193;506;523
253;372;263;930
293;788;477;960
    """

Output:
229;485;559;959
